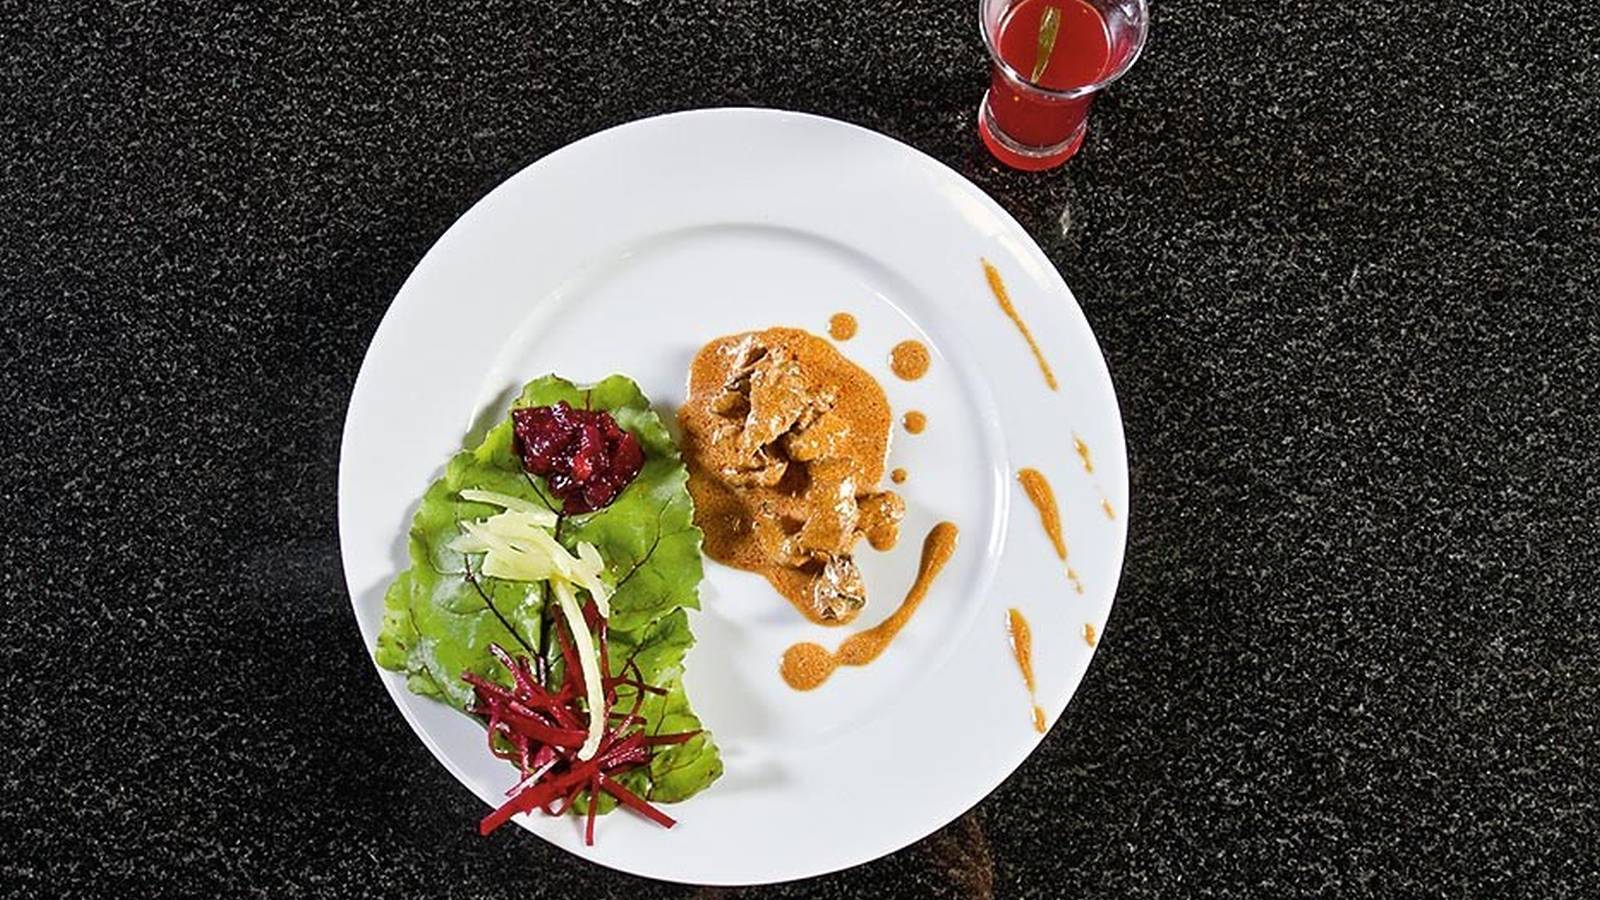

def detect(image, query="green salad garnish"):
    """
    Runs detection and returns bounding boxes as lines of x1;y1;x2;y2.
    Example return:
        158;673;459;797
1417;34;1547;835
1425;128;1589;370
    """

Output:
375;374;722;831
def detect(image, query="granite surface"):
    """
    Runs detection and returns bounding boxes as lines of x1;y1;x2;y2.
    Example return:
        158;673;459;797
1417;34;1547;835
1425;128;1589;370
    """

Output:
3;0;1597;897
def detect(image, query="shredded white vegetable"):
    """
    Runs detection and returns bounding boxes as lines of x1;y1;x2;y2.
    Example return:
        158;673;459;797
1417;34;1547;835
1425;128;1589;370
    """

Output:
552;579;606;760
457;488;557;525
448;495;612;760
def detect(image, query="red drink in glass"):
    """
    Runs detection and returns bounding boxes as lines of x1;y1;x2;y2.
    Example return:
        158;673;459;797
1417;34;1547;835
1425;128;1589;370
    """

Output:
979;0;1148;170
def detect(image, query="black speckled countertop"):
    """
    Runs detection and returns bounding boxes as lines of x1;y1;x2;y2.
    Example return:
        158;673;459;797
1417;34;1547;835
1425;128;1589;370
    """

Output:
3;1;1597;896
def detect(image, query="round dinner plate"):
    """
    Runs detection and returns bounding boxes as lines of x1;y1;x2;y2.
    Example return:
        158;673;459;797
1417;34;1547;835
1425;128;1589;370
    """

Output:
340;108;1128;885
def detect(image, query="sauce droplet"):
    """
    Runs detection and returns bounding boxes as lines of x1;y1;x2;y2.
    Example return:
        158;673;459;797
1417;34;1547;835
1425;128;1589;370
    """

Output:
1082;622;1098;647
889;340;931;381
983;259;1058;391
778;642;836;691
891;467;908;484
1101;497;1116;519
902;410;927;434
1016;468;1066;560
1073;434;1094;474
780;523;960;690
1066;567;1085;594
1006;608;1047;733
828;312;858;341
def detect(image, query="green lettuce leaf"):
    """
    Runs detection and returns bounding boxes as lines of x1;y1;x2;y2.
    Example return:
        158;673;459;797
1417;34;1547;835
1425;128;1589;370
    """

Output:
375;374;721;808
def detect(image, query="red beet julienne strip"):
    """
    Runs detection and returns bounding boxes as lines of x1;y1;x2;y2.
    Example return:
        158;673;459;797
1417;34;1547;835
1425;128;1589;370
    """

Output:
468;632;692;843
497;706;586;749
501;709;583;746
605;714;645;734
598;659;667;729
628;656;667;694
603;661;669;696
483;760;598;835
504;758;558;797
479;775;566;836
599;746;651;773
467;682;556;722
585;775;601;845
504;686;575;719
489;644;543;698
541;697;584;732
461;671;515;702
553;778;588;817
582;597;608;645
484;723;518;763
595;730;645;763
620;668;650;730
475;685;579;734
503;696;568;728
480;714;528;771
597;774;676;829
516;736;533;776
531;743;557;774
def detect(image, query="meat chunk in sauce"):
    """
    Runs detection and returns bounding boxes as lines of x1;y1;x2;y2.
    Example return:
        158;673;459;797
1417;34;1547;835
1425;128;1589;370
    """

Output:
857;490;906;552
681;328;904;624
813;554;868;620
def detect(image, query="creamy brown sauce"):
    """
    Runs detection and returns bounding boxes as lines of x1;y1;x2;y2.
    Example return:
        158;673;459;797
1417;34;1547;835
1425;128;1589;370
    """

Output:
828;312;858;341
1101;497;1116;520
1082;622;1098;647
1073;434;1094;474
779;642;835;692
681;327;904;625
902;410;927;434
1006;607;1047;733
891;467;908;484
889;340;930;381
1019;467;1085;592
1016;468;1066;560
781;523;959;690
982;259;1058;391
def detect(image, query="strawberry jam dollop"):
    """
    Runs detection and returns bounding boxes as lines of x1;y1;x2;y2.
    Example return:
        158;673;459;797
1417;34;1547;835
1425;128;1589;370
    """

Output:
511;402;645;514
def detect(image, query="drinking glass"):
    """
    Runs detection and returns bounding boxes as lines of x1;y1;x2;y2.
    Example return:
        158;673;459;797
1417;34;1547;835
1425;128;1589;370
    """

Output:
978;0;1149;170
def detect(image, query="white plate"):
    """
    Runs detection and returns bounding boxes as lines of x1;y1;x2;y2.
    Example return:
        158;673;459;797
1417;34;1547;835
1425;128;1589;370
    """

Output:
339;108;1128;885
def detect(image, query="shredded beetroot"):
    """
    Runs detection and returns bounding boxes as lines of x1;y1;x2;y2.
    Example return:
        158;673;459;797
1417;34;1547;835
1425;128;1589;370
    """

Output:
511;402;645;514
468;602;699;845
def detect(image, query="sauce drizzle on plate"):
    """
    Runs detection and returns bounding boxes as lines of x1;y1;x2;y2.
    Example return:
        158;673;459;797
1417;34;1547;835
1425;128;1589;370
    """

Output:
1018;467;1084;593
780;523;959;690
828;312;858;341
1006;608;1047;733
1066;567;1084;594
1073;434;1094;474
1074;433;1116;521
983;259;1058;391
1017;468;1066;559
902;410;927;434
